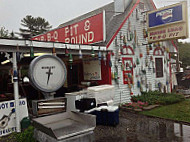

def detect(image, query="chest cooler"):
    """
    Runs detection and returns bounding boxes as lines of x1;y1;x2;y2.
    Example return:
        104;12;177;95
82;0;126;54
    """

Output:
32;98;96;142
89;106;119;126
87;85;115;105
65;85;115;112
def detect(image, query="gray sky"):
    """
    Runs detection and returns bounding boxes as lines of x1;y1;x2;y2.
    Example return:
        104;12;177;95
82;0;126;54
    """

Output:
0;0;189;42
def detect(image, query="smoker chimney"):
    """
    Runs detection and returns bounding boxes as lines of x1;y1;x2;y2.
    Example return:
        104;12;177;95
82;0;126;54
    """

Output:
114;0;132;13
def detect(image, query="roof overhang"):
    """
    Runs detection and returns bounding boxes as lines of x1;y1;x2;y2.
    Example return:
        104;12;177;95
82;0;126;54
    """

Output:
0;38;108;54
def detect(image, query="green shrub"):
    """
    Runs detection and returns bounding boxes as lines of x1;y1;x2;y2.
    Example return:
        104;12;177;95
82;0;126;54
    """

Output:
14;126;35;142
131;91;185;105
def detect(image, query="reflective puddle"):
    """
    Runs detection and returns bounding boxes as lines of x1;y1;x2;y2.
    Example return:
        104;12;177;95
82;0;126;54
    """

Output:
94;111;190;142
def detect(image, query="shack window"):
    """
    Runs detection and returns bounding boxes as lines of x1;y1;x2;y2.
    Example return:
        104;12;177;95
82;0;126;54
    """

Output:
155;58;163;78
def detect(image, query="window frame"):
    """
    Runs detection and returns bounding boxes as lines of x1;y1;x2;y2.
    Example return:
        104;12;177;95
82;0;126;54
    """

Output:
155;57;164;78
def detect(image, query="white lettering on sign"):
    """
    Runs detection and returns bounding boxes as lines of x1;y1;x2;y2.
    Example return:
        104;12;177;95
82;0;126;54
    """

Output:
83;60;101;80
64;32;94;44
31;12;104;44
84;20;90;31
148;23;187;43
65;24;79;37
65;27;69;37
0;99;28;137
0;127;16;136
0;103;8;109
47;33;51;41
156;9;173;17
53;31;58;41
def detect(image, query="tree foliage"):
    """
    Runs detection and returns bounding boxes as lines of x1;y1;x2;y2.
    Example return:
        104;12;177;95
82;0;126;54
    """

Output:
19;15;52;36
0;27;17;38
178;42;190;68
0;27;9;38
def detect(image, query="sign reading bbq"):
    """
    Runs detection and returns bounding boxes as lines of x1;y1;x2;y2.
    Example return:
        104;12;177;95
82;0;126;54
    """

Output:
31;13;105;44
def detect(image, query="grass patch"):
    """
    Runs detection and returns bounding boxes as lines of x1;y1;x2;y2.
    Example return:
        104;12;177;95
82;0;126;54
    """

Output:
140;99;190;123
131;91;185;105
13;126;35;142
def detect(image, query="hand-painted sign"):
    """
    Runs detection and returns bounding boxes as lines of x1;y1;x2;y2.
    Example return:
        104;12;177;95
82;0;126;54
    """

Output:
0;98;28;137
147;2;188;43
148;5;183;28
31;12;105;44
83;60;101;80
148;23;187;43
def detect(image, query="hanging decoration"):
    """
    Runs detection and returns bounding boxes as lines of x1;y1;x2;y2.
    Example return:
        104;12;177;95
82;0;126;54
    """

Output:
16;45;21;62
13;70;18;82
134;30;137;44
107;52;112;67
114;71;118;80
52;47;56;56
128;79;132;95
133;42;136;49
91;47;95;57
133;63;136;68
30;46;34;58
103;52;107;65
143;29;148;39
136;57;140;65
146;46;150;55
137;80;141;88
152;61;155;73
29;41;34;58
65;46;69;56
111;72;115;79
132;74;134;85
120;32;123;40
165;47;170;53
136;9;139;20
98;49;102;64
145;57;148;67
68;53;73;64
109;59;112;68
68;53;73;69
130;32;133;41
121;62;125;71
123;35;127;45
118;48;122;63
127;31;130;41
149;44;152;50
128;20;131;32
79;45;82;59
115;36;118;46
150;56;153;61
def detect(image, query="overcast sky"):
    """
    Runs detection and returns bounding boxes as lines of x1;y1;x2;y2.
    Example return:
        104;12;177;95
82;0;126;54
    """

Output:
0;0;189;42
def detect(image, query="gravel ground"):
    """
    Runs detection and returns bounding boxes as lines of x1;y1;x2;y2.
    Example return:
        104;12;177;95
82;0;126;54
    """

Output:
94;110;190;142
0;110;190;142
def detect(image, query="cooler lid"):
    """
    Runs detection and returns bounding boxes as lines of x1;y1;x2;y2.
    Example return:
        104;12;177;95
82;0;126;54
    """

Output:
87;85;114;92
96;106;118;112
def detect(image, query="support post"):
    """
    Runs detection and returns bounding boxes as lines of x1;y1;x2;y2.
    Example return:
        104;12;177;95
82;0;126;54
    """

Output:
13;52;21;132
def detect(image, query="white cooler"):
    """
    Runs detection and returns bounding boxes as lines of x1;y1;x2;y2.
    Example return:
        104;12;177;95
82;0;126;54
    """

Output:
87;85;115;105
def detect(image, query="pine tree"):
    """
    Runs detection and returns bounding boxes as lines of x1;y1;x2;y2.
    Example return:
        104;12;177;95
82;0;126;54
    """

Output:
19;15;52;37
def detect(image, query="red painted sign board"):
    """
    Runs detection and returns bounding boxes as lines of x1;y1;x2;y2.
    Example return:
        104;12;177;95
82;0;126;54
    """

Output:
31;12;105;44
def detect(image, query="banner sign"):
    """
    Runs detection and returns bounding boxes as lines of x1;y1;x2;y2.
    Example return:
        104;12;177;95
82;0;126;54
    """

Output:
147;2;188;43
83;60;101;80
0;98;28;137
148;23;187;43
31;12;105;44
148;5;183;28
